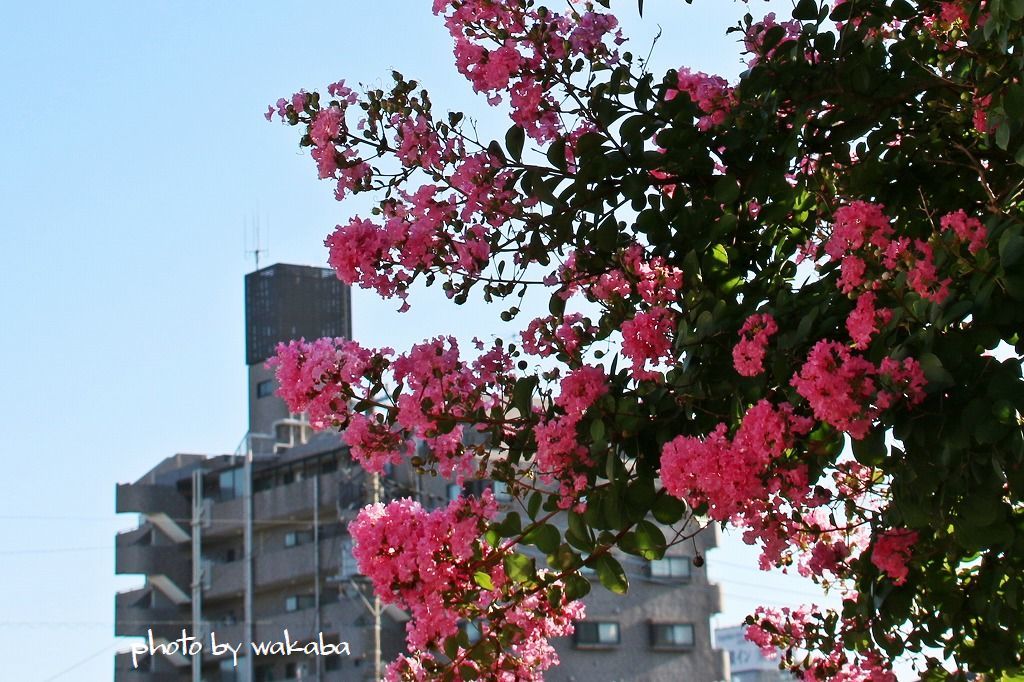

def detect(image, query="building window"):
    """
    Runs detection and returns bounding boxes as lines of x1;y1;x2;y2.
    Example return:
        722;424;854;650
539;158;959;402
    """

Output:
285;662;309;678
650;623;695;650
447;483;462;502
460;620;484;644
256;379;275;399
285;594;315;612
574;621;620;648
649;556;692;580
284;530;314;548
218;468;244;502
491;481;512;502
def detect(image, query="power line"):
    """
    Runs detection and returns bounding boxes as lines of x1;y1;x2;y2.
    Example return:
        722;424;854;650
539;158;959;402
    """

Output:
40;640;117;681
0;545;111;555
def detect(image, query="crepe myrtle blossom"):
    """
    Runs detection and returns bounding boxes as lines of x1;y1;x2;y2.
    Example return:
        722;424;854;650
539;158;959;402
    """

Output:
746;605;898;680
871;528;918;586
733;313;778;377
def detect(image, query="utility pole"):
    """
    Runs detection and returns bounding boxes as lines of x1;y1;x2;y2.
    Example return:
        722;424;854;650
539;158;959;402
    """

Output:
190;470;203;682
372;472;382;681
243;436;255;682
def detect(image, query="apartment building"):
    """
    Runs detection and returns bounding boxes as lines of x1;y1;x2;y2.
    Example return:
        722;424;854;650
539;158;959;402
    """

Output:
114;263;728;681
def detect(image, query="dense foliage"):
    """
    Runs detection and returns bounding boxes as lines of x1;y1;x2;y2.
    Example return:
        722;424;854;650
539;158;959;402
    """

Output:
267;0;1024;678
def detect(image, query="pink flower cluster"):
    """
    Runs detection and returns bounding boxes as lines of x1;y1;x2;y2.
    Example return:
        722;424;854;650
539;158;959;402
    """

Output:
324;180;497;305
267;336;375;429
791;340;926;439
743;13;802;67
732;313;778;377
550;245;684;307
352;492;585;680
871;528;918;585
393;113;459;171
620;306;677;381
621;244;684;305
747;605;898;681
660;400;813;522
349;493;501;651
820;201;951;303
940;208;987;254
268;336;515;478
665;67;737;131
845;292;891;350
433;0;622;142
521;313;597;359
384;587;584;682
534;365;608;508
391;337;514;478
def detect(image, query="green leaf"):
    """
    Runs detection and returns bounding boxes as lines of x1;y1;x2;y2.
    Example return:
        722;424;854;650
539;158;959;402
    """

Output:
852;427;887;464
498;511;522;537
512;376;538;416
999;231;1024;269
549;292;566;318
634;520;667;561
505;125;525;162
444;633;461;660
652;493;686;525
473;571;494;590
547;137;568;172
713;175;740;204
504;553;537;583
525;523;562;554
996;121;1011;150
593;554;629;594
564;573;592;600
527;491;543;520
793;0;818;20
918;353;955;390
1004;85;1024;120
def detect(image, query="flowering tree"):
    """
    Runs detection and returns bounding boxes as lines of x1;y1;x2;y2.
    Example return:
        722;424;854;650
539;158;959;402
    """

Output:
266;0;1024;678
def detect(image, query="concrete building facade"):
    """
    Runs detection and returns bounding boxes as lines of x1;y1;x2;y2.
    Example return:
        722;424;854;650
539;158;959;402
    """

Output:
114;263;729;681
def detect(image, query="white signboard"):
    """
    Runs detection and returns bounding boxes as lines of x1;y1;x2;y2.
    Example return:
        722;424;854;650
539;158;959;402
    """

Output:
715;626;781;674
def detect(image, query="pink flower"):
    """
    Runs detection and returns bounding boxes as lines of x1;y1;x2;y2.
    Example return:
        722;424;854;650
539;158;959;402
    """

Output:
791;341;878;439
556;365;607;418
666;67;736;131
660;400;811;522
871;529;918;585
845;291;891;349
733;313;778;377
940;209;987;254
620;307;676;380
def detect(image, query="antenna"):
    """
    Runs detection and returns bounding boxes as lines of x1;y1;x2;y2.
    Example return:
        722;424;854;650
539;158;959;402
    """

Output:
244;213;269;271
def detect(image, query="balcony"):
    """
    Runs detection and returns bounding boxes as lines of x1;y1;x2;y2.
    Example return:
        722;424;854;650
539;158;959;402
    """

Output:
254;604;366;649
115;536;190;592
114;652;186;682
206;475;343;539
117;483;190;519
205;559;245;601
115;604;188;641
254;543;341;589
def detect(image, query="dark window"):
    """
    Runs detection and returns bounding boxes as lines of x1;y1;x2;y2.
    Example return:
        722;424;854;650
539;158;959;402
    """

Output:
284;662;308;678
256;379;275;399
325;655;341;671
284;530;314;548
285;594;316;612
574;621;620;648
650;623;695;650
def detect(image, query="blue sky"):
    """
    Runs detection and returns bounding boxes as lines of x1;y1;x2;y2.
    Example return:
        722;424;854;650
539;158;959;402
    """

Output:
0;1;895;679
